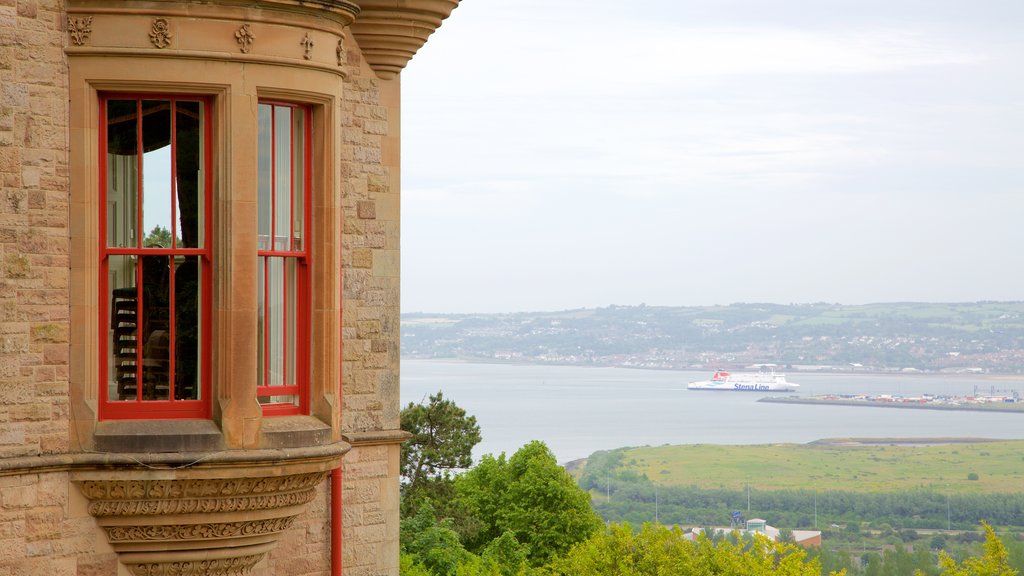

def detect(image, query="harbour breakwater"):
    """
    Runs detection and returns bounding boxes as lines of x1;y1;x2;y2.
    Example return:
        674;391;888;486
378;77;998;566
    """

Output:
759;395;1024;413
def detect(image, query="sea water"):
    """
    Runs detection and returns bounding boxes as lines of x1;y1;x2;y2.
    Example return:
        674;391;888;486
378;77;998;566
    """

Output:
400;360;1024;462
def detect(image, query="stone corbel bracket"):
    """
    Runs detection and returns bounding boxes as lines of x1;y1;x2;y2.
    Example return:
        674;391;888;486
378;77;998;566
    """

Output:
69;444;347;576
349;0;460;79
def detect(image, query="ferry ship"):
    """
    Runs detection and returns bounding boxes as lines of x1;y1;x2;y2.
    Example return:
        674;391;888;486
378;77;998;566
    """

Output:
687;368;799;392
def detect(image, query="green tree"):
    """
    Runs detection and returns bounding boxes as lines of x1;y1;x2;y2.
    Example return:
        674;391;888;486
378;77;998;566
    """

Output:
144;224;173;247
400;502;477;576
401;392;482;513
547;523;843;576
933;523;1017;576
456;441;603;566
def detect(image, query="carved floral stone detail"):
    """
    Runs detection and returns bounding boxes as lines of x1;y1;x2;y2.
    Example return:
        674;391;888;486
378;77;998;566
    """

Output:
105;517;296;542
78;472;325;501
88;488;317;517
128;554;264;576
301;32;314;60
235;23;255;53
149;18;173;49
75;471;330;573
68;16;93;46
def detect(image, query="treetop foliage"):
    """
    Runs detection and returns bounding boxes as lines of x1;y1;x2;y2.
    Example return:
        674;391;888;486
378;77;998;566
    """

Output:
401;391;482;495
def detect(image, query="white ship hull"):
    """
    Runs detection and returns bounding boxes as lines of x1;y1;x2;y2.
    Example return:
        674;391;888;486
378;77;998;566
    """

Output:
688;370;799;392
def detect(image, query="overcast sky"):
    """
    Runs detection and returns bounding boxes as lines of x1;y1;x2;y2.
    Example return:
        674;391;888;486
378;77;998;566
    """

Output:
399;0;1024;313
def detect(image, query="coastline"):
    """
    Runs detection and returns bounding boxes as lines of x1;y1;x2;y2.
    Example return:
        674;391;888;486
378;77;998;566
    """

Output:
759;395;1024;413
402;356;1024;379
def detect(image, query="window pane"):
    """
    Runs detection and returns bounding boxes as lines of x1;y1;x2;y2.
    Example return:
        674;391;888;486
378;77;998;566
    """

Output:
257;104;272;251
106;100;138;248
174;255;201;400
175;101;203;249
268;256;284;386
286;257;297;385
291;108;305;251
108;255;138;401
257;256;265;388
142;100;172;248
273;107;292;251
140;254;170;400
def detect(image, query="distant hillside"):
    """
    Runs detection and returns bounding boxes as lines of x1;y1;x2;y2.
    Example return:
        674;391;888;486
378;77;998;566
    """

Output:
400;302;1024;373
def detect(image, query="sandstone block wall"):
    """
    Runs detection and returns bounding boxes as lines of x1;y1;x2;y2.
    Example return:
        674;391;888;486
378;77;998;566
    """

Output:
340;45;404;576
0;0;70;460
0;472;116;575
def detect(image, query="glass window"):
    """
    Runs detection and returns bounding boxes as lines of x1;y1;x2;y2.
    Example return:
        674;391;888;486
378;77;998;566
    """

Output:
256;101;310;415
100;96;210;419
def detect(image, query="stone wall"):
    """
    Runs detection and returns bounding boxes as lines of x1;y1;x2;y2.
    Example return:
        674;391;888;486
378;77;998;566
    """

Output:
264;479;332;575
0;472;116;575
340;42;404;576
0;0;70;460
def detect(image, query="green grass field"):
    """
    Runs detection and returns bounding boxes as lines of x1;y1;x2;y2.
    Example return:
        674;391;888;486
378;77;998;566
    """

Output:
619;440;1024;494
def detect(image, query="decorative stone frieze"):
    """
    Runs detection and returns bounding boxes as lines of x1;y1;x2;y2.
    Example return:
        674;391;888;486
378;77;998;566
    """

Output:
349;0;460;79
126;553;265;576
72;459;339;574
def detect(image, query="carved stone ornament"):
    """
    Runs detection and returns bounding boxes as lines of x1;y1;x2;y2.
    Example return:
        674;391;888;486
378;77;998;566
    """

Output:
301;32;314;60
68;16;93;46
149;18;172;49
128;554;264;576
336;34;346;66
235;23;255;54
74;471;329;575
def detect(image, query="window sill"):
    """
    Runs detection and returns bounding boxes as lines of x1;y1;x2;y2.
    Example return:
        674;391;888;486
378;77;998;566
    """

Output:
94;419;224;453
260;415;332;449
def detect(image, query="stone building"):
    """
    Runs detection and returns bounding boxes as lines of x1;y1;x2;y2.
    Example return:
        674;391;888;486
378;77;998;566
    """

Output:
0;0;459;574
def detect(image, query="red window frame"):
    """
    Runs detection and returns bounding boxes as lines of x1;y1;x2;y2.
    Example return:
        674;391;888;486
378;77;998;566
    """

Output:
98;94;213;420
256;100;312;416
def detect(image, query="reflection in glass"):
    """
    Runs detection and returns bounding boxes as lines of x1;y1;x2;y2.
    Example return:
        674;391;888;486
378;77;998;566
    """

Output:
274;106;292;251
256;101;306;412
140;254;170;400
258;104;273;251
176;101;203;249
267;256;284;386
286;257;297;385
103;96;208;409
175;255;201;399
291;108;305;251
106;100;139;248
257;256;299;407
108;255;138;401
142;100;172;247
257;257;265;388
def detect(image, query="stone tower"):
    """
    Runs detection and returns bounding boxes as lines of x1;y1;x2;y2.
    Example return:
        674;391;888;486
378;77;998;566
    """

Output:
0;0;460;574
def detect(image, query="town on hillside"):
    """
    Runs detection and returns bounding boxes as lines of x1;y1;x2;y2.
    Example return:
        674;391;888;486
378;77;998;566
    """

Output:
401;302;1024;373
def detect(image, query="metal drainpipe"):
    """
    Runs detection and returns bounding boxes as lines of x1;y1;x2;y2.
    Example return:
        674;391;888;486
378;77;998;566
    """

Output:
331;466;343;576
